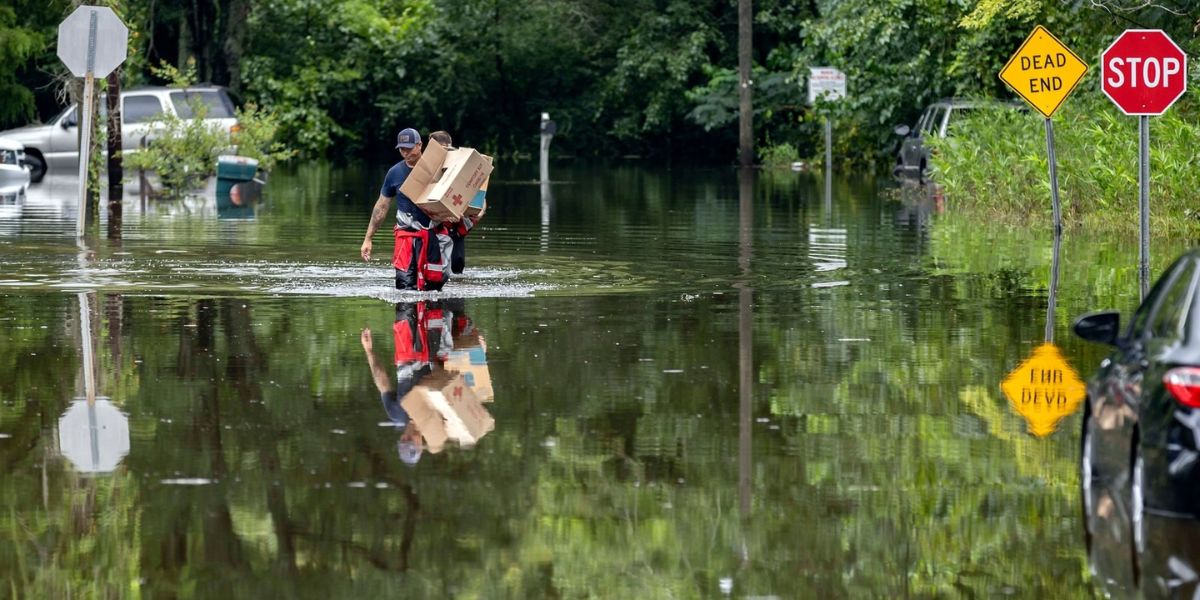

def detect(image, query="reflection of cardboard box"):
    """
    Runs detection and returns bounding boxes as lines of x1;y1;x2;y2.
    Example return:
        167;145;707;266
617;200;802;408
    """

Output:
401;370;492;451
401;387;449;454
399;140;493;222
446;347;492;402
446;387;494;443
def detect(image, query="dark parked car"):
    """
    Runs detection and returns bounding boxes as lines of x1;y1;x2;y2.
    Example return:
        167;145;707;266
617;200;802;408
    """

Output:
892;98;1020;181
1077;249;1200;549
1084;469;1200;597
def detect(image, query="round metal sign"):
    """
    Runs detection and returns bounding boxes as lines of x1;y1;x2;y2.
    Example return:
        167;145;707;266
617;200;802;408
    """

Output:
57;6;129;78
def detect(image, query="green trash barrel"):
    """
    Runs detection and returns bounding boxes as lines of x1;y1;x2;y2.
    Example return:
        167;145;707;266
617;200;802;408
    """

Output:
215;155;259;198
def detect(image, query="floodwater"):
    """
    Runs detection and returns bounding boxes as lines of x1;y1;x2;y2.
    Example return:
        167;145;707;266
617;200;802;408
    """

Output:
0;163;1189;597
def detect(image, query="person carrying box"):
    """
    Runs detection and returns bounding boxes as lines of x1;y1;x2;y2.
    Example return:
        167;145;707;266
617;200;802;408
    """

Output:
360;128;453;291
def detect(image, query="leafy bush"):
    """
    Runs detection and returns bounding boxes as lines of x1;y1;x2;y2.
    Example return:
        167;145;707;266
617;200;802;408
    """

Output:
123;100;229;195
232;103;295;171
758;142;801;168
927;91;1200;235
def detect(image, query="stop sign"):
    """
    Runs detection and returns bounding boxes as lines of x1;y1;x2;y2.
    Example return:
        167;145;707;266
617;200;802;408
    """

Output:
1102;29;1188;115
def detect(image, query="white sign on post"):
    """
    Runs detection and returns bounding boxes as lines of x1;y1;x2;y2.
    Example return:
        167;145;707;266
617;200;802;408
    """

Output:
57;6;129;238
58;6;128;78
808;67;847;105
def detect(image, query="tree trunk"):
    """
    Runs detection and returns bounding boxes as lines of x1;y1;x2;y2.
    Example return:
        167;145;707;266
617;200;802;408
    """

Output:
106;70;123;240
737;0;753;166
222;0;251;94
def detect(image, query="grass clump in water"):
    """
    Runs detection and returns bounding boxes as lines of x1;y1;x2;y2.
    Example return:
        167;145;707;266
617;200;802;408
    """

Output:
927;91;1200;235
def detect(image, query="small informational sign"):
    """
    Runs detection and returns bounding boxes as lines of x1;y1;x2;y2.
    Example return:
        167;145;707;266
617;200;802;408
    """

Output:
808;67;847;105
1101;29;1188;116
57;6;128;78
1000;343;1086;437
999;25;1088;119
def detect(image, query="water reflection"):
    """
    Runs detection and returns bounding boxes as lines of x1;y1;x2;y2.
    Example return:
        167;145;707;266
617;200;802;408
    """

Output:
57;291;130;474
362;300;494;463
217;181;262;220
1085;469;1200;597
1000;224;1085;437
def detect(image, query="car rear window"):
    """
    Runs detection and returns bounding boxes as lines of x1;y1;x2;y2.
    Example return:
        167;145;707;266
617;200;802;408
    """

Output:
170;91;234;119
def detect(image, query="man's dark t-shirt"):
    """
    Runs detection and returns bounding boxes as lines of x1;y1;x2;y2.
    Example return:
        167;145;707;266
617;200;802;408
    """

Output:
380;161;432;230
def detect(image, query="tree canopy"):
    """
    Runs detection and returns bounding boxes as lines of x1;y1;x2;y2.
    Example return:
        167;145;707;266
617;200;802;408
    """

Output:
3;0;1197;163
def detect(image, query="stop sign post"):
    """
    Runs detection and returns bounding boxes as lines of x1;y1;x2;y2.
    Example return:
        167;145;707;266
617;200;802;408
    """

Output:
56;6;129;238
1101;30;1188;299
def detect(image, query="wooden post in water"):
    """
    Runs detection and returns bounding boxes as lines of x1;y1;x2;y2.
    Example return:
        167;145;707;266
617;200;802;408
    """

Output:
106;70;123;240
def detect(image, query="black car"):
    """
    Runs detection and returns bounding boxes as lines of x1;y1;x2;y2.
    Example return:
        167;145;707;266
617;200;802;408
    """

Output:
1084;472;1200;597
892;98;1021;181
1076;250;1200;540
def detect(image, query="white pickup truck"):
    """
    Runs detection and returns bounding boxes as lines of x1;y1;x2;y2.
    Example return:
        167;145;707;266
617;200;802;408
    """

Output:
0;85;239;182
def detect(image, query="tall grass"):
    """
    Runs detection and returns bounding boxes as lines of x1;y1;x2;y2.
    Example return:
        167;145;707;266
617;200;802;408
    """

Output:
928;91;1200;235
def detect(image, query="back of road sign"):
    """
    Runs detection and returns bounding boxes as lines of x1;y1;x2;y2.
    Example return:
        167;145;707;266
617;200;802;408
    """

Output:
58;6;128;78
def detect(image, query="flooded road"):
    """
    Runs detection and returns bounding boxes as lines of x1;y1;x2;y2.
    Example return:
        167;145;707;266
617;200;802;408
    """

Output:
0;164;1188;596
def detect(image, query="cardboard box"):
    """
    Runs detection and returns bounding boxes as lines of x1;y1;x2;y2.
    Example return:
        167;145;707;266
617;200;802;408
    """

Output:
464;158;491;219
399;140;493;222
446;347;493;403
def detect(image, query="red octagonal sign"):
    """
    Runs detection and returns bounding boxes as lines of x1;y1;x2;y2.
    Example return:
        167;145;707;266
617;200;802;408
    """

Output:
1102;29;1188;115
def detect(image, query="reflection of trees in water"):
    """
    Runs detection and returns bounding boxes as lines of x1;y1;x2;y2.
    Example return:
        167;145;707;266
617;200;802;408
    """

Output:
0;229;1104;597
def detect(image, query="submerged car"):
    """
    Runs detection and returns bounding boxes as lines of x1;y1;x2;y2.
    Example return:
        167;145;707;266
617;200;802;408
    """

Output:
892;98;1020;180
1077;249;1200;545
0;137;30;186
0;85;238;183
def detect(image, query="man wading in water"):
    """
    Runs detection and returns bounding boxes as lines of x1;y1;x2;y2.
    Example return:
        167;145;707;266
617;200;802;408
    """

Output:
361;128;452;291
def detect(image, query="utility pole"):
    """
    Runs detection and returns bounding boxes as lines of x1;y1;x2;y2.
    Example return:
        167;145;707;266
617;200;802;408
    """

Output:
737;0;753;167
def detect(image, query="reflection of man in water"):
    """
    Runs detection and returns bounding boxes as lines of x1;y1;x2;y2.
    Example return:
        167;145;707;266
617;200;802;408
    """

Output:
361;301;459;465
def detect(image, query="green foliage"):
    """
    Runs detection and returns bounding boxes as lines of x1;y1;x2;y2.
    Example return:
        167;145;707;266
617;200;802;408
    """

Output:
123;100;229;196
148;58;198;87
757;141;801;168
232;103;295;171
8;0;1200;165
0;2;53;127
928;91;1200;235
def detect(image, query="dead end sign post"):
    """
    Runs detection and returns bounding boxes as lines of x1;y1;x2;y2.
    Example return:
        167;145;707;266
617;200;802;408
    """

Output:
1101;30;1188;300
57;6;128;239
999;25;1088;236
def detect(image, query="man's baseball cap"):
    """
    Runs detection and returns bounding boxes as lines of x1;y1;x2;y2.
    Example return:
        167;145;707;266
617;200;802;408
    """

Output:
396;128;421;149
398;439;423;465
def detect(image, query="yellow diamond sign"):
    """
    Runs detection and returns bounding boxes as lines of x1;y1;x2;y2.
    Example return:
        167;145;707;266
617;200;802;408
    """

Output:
999;25;1089;119
1001;343;1087;437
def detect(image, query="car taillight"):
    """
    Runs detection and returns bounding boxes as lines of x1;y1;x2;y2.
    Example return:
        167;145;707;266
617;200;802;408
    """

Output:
230;123;241;135
1164;367;1200;408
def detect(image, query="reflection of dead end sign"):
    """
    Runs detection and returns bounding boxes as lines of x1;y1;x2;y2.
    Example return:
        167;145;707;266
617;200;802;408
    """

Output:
999;25;1088;119
1000;343;1086;437
808;67;847;105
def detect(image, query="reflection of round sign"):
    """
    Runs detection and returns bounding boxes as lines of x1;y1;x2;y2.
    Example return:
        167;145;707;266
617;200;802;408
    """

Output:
58;398;130;473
